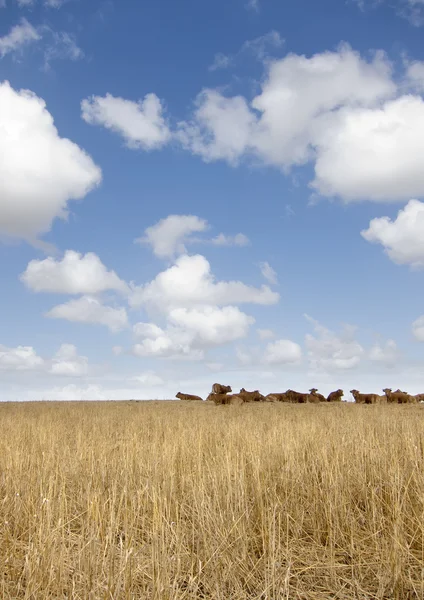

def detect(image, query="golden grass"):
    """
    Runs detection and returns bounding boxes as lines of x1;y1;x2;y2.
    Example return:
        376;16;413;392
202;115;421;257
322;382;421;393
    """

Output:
1;401;424;599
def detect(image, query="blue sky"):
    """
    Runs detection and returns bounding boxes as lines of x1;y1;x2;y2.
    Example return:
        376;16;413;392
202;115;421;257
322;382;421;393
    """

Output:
1;0;424;400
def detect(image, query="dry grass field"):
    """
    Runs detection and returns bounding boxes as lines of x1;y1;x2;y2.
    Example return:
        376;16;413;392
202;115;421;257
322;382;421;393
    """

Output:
1;400;424;599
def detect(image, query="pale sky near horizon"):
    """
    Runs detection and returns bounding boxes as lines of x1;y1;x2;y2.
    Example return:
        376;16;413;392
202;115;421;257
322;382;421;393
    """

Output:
1;0;424;401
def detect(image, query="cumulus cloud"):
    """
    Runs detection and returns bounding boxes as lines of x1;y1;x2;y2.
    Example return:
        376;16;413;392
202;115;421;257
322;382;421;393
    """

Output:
412;315;424;341
361;200;424;268
49;343;88;376
136;214;250;257
312;96;424;201
178;44;424;202
179;45;394;169
259;261;278;285
133;324;203;360
21;250;128;294
405;60;424;92
0;341;88;376
168;305;254;345
46;296;128;332
0;344;44;370
0;81;101;242
81;92;171;150
0;18;41;58
262;339;302;364
305;315;364;371
129;254;279;312
137;214;208;259
133;305;254;359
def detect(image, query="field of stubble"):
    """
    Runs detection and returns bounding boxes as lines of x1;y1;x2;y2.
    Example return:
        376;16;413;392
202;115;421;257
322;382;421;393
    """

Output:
0;400;424;599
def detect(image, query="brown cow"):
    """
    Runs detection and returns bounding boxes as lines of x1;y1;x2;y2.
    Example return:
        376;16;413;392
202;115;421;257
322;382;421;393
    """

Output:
239;388;265;402
383;388;416;404
265;393;289;402
176;392;203;401
286;389;310;403
211;383;232;394
350;390;380;404
208;393;244;405
327;389;344;402
309;388;326;402
414;393;424;402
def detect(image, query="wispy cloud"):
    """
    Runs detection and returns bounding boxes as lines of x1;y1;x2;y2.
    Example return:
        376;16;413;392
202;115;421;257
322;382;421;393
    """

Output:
43;31;83;70
209;30;284;72
0;18;41;59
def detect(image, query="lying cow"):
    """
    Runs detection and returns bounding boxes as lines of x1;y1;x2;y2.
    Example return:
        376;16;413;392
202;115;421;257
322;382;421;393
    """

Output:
176;392;203;401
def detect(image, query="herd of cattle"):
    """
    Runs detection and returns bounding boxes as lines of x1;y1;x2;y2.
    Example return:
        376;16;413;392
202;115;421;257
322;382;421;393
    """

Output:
176;384;424;405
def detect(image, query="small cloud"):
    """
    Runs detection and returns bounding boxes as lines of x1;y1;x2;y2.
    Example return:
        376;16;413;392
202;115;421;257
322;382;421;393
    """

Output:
208;30;283;71
259;261;278;285
245;0;260;12
136;214;208;259
211;233;250;247
263;339;302;364
44;31;83;70
209;52;233;72
112;346;123;356
285;204;295;218
0;18;41;59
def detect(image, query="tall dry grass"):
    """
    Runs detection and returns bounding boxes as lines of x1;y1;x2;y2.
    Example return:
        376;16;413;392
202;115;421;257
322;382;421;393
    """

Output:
0;400;424;599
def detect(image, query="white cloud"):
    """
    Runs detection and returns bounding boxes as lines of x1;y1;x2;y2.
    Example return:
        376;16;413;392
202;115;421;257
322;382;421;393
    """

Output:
168;305;254;345
133;325;203;360
0;81;101;243
211;233;250;246
0;19;40;58
305;315;364;371
369;339;400;366
0;344;44;370
180;45;394;171
405;60;424;92
177;90;256;164
179;45;424;203
129;254;279;312
257;328;275;340
412;315;424;341
262;339;302;364
259;261;278;285
46;296;128;332
49;343;88;376
361;200;424;268
81;92;171;150
21;250;128;294
133;305;254;359
132;371;164;386
312;96;424;201
112;346;123;356
137;214;208;259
